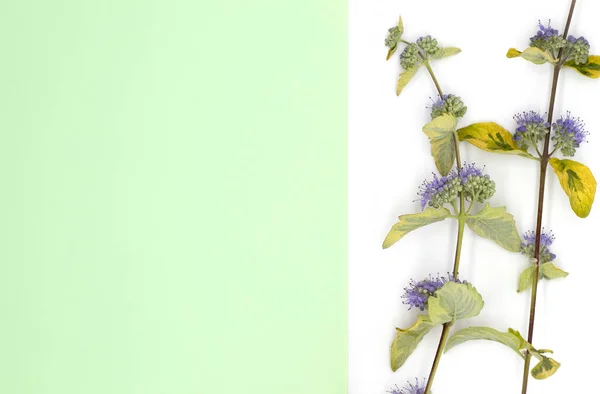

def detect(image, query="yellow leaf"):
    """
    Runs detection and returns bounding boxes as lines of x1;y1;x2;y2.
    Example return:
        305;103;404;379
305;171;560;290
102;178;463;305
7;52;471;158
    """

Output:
457;122;536;159
564;55;600;79
549;158;597;218
506;48;522;58
383;207;451;249
396;67;419;96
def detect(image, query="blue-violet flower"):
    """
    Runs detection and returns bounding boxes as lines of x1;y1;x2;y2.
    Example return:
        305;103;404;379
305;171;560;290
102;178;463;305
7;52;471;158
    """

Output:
552;112;587;157
389;378;427;394
521;230;556;264
402;274;463;311
513;111;550;149
530;21;566;53
430;94;467;119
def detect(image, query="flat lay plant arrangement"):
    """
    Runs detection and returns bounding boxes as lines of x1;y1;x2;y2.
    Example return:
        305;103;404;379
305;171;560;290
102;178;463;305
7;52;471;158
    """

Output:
381;1;598;393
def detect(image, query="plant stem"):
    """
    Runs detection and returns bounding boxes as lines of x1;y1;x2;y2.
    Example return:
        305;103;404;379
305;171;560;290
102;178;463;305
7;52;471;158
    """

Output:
424;61;444;98
424;322;452;394
521;1;576;393
422;62;466;394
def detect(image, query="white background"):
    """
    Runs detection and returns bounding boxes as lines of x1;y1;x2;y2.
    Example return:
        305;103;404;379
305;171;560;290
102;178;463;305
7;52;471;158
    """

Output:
349;1;600;393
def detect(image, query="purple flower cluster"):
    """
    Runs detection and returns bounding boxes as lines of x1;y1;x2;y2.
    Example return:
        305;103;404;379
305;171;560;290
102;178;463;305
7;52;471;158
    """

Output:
513;111;549;146
530;21;565;52
521;230;556;264
389;379;427;394
552;112;588;156
402;274;463;311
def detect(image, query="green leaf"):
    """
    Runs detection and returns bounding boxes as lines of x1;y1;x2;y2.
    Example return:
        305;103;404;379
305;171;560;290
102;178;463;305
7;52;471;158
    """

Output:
549;158;597;218
427;282;484;325
391;315;434;371
564;55;600;78
457;122;535;159
383;207;452;249
540;263;569;280
422;114;458;176
430;47;461;60
466;203;522;252
506;47;556;64
518;266;535;293
531;357;560;380
396;66;420;96
386;16;405;61
445;327;524;358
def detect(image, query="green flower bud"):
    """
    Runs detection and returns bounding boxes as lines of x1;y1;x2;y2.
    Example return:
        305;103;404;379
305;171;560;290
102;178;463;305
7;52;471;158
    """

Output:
431;94;468;119
400;43;421;70
417;35;440;55
385;26;402;49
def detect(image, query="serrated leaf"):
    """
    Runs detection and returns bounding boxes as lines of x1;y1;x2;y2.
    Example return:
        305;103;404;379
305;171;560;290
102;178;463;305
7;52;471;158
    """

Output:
540;263;569;279
396;66;420;96
391;315;434;371
466;203;521;252
531;357;560;380
383;207;451;249
506;47;556;64
549;158;597;218
457;122;535;159
430;47;461;60
427;282;484;325
445;327;524;358
518;266;536;293
564;55;600;79
422;114;458;176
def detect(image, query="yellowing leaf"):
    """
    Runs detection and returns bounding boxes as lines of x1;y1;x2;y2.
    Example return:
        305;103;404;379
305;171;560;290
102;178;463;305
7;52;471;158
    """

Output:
457;122;536;159
383;207;451;249
445;326;524;358
430;47;462;60
423;114;458;176
391;315;434;371
518;266;536;293
427;282;484;325
396;66;419;96
531;357;561;380
540;263;569;280
466;203;522;252
564;55;600;79
506;47;556;64
549;158;597;218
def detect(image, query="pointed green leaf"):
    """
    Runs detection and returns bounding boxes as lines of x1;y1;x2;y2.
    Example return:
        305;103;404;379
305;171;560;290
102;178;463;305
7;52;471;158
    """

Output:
383;207;451;249
427;282;484;325
386;46;397;61
386;16;404;61
397;15;404;37
391;315;434;371
518;266;535;293
396;66;420;96
506;47;556;64
430;47;461;60
457;122;535;159
422;114;458;176
540;263;569;280
549;158;597;218
564;55;600;78
466;203;522;252
531;357;560;380
445;326;524;358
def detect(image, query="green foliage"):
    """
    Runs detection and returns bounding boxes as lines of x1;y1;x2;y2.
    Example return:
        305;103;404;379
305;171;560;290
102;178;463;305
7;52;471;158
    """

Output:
549;158;597;218
518;266;535;293
457;122;536;159
564;55;600;78
396;67;419;96
429;47;461;60
427;282;484;325
422;114;458;176
506;47;557;65
466;203;521;252
540;263;569;279
383;207;452;249
385;16;404;60
445;326;525;358
391;315;434;371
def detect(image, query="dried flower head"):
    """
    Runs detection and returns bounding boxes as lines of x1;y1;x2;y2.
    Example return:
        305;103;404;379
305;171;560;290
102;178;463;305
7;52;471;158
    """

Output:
513;111;550;148
552;112;588;157
400;43;421;70
402;274;463;311
564;35;590;65
389;378;428;394
530;21;566;53
417;35;440;55
521;230;556;264
431;94;468;119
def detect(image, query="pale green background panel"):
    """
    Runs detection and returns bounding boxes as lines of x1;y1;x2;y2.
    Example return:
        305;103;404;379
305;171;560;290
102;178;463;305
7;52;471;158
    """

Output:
0;1;346;393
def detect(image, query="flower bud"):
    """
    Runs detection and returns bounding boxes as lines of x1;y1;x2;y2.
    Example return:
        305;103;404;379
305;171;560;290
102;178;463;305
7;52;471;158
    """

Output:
400;43;421;70
417;35;440;55
431;94;468;119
